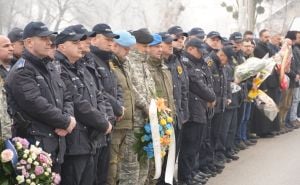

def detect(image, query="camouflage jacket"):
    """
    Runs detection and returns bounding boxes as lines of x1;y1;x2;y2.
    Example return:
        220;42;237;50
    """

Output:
0;77;12;139
127;49;156;127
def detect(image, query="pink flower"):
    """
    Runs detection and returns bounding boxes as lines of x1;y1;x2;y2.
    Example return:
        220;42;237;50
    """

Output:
21;168;27;176
12;137;30;149
34;166;44;176
53;173;61;184
38;153;49;164
1;149;13;163
26;164;31;170
20;159;27;165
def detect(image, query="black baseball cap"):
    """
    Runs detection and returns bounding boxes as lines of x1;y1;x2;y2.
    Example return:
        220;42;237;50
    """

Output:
131;28;153;44
55;28;87;45
67;24;96;37
185;38;206;51
167;26;188;37
23;21;57;39
158;32;174;43
188;27;205;38
229;32;243;43
7;27;23;42
207;31;223;40
221;46;235;59
92;23;119;39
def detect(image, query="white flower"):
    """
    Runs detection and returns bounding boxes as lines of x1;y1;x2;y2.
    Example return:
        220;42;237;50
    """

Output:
44;172;49;176
1;149;13;163
27;158;33;164
23;154;28;159
30;182;36;185
46;167;51;173
30;174;36;179
33;161;39;166
26;179;31;184
16;175;25;184
16;142;23;150
31;153;37;160
24;149;30;154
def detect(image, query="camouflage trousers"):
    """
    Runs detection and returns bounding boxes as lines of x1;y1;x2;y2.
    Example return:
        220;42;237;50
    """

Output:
107;128;149;185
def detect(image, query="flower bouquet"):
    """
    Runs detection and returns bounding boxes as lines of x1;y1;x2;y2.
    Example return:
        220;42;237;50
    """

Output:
133;98;174;162
0;137;61;185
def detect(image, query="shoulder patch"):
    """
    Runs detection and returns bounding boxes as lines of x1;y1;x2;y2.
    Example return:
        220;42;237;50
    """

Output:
181;56;189;63
15;58;26;69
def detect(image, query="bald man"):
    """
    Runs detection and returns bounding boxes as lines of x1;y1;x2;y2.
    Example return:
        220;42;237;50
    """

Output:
0;35;13;139
0;35;14;79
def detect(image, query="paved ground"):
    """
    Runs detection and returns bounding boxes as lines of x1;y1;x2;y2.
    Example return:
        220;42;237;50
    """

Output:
206;129;300;185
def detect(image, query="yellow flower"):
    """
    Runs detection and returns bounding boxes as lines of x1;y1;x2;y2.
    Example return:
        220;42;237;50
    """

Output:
167;117;173;123
156;98;171;112
165;129;172;136
160;119;167;126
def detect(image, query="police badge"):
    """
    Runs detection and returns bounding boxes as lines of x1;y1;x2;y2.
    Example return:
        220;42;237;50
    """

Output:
177;65;183;75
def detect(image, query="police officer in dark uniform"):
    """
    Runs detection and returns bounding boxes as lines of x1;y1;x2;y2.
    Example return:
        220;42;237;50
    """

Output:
167;26;188;60
178;38;216;185
5;22;76;172
188;27;206;42
7;27;24;66
204;31;223;56
66;24;116;185
54;27;112;185
159;32;189;153
210;46;235;165
90;23;123;118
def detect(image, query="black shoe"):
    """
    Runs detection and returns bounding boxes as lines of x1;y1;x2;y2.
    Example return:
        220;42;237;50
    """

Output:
225;153;239;161
260;133;275;138
195;171;211;178
192;175;208;184
225;157;232;163
236;141;248;150
244;140;256;146
213;160;225;169
207;164;218;173
249;133;260;139
200;167;217;177
249;139;257;143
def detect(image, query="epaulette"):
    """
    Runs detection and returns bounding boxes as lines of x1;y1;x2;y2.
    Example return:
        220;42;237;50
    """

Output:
15;58;26;69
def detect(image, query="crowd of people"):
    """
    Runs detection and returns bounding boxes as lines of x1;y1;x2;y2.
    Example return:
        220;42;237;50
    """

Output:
0;21;300;185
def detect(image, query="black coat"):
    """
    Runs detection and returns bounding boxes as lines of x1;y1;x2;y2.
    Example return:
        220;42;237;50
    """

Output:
55;51;110;155
184;52;216;124
5;49;73;165
81;53;115;123
165;54;189;128
90;46;123;117
254;41;275;59
207;52;230;113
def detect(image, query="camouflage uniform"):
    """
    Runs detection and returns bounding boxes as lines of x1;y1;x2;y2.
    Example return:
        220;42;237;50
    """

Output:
0;77;12;140
146;57;176;185
118;49;156;185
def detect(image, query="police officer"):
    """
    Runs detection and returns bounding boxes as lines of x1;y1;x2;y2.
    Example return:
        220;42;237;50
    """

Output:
209;46;235;165
91;23;124;118
167;26;188;60
65;24;116;185
7;27;24;66
54;27;112;185
178;38;216;185
188;27;206;42
159;32;189;157
5;22;76;172
204;31;223;55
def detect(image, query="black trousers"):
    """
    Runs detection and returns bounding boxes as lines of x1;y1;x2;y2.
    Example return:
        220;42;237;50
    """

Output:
94;144;110;185
178;121;206;181
61;154;95;185
224;108;238;152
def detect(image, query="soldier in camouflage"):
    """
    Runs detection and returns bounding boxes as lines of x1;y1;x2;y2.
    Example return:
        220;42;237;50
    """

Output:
126;28;156;185
0;35;14;139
